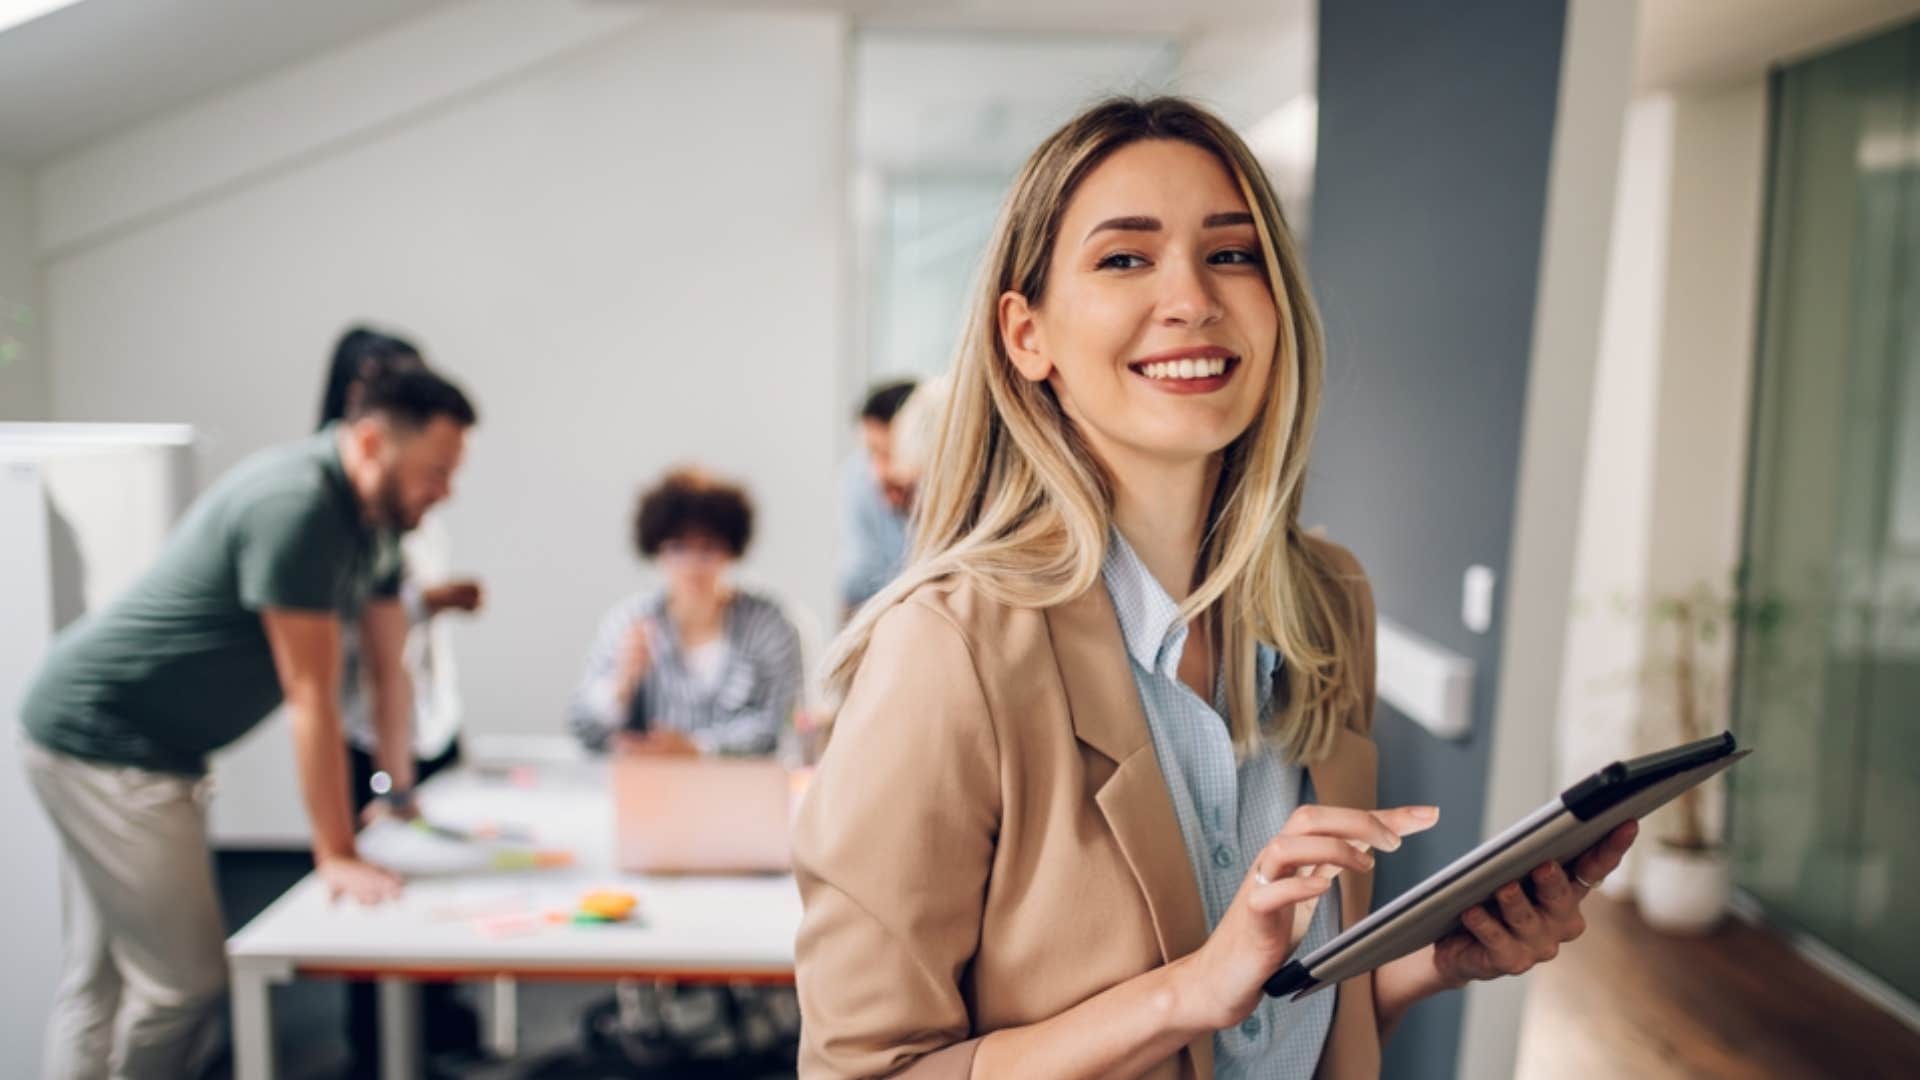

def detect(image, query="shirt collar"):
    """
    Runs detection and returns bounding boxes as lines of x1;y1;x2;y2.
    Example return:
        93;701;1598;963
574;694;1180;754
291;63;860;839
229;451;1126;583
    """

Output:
1102;527;1287;711
1100;528;1189;678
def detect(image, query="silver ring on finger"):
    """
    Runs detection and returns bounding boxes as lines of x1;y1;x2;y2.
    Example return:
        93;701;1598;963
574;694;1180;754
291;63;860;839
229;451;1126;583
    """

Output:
1572;871;1596;890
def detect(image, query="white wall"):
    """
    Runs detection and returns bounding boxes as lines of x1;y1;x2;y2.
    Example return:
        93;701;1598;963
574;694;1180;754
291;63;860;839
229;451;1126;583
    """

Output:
35;2;850;741
1553;81;1766;826
1645;83;1766;606
1459;1;1640;1076
1174;4;1318;226
1635;81;1768;851
1173;1;1315;130
1555;98;1672;794
0;163;45;420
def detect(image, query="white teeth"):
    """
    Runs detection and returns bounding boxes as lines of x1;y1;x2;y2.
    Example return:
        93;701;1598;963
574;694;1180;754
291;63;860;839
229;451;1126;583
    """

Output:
1139;357;1232;380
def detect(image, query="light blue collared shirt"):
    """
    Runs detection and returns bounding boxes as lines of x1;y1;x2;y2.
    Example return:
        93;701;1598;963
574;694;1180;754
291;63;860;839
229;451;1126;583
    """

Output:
1101;530;1339;1080
837;452;909;609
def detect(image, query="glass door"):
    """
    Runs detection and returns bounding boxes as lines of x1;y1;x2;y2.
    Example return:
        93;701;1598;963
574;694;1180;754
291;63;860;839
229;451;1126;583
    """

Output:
1735;20;1920;1003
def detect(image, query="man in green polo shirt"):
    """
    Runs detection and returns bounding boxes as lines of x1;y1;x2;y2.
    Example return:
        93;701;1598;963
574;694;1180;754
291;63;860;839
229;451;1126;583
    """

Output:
19;368;477;1079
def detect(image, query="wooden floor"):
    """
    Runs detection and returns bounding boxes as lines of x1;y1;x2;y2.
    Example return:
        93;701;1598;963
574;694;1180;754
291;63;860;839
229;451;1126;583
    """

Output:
1514;893;1920;1080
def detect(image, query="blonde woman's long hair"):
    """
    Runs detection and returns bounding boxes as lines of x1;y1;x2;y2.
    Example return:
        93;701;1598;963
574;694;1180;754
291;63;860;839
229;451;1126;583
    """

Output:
826;96;1362;764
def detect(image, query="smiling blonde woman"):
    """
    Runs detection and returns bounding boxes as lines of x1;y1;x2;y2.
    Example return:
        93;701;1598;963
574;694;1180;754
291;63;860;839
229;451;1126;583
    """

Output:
792;97;1635;1080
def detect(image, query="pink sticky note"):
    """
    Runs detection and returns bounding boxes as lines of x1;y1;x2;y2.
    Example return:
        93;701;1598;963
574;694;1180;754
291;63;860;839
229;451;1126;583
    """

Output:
474;911;543;939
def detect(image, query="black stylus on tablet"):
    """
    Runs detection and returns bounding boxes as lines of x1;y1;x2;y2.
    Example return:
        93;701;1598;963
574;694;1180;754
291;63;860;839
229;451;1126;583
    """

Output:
1264;731;1750;999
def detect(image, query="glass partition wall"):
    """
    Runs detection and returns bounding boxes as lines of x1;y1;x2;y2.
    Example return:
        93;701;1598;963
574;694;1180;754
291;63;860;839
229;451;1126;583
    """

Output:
1735;19;1920;1005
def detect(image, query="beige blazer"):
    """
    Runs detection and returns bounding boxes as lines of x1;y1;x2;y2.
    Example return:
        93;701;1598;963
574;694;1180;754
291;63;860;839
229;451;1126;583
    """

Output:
793;539;1382;1079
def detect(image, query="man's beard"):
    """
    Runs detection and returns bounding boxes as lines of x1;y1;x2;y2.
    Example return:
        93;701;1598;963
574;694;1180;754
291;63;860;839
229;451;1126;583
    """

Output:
377;478;418;531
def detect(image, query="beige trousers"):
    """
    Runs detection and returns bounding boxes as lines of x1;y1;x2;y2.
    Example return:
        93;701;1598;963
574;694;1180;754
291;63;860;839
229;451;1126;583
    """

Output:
21;738;227;1080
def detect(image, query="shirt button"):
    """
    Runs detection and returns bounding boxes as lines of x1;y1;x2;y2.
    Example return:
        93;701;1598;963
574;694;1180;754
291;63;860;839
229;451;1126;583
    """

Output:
1240;1015;1262;1039
1211;843;1234;869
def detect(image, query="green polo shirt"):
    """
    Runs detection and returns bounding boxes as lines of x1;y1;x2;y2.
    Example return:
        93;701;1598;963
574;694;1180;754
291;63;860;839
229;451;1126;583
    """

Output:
21;427;402;775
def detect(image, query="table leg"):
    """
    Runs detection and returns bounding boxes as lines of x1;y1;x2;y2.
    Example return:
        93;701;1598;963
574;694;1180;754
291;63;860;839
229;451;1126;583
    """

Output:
486;975;518;1059
376;977;419;1080
230;963;277;1080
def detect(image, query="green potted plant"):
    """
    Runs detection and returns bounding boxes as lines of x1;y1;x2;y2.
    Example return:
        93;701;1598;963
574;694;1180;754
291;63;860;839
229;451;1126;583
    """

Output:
1626;574;1784;933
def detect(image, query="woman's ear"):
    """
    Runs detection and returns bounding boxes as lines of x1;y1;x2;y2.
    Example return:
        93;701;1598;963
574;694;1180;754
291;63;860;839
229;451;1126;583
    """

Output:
999;291;1052;383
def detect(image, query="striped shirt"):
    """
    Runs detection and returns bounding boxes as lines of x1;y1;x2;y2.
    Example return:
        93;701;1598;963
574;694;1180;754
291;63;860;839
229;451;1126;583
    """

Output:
567;588;803;756
1102;531;1339;1080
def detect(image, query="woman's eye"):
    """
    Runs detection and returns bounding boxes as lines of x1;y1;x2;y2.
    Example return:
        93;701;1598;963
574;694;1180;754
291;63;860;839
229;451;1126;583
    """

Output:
1210;248;1260;266
1096;252;1149;271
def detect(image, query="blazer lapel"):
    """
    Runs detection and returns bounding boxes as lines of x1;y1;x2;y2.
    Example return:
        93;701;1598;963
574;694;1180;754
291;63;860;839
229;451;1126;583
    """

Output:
1046;585;1213;1078
1047;586;1385;1079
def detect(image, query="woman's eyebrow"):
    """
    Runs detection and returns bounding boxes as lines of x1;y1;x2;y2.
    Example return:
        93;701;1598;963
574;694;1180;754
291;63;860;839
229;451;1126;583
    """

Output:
1085;215;1159;241
1084;211;1256;243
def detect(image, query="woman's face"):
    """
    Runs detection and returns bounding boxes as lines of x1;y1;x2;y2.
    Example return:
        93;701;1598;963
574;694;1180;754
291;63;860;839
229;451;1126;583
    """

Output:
1001;139;1278;477
659;530;734;600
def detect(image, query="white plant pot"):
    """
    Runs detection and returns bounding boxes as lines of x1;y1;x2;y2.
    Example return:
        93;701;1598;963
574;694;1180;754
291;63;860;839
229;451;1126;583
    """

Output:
1635;843;1731;935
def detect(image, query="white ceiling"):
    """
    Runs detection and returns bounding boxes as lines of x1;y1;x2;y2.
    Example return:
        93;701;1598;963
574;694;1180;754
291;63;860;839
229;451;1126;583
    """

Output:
0;0;461;166
0;0;1296;169
22;0;1903;173
1635;0;1920;90
634;0;1285;36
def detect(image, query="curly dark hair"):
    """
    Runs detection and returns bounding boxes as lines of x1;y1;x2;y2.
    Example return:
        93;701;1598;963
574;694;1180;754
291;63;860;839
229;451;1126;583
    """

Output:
634;468;754;559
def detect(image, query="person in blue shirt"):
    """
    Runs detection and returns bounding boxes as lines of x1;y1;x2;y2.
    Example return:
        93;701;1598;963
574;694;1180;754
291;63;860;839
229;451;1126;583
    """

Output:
837;379;916;619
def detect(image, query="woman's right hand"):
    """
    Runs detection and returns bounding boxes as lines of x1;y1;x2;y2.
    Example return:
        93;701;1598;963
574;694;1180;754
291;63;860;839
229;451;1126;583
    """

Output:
1173;804;1441;1030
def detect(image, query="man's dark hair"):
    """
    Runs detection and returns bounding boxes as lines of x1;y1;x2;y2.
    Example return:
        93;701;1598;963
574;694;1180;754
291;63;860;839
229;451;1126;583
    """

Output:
859;379;918;425
634;468;754;559
349;368;478;430
319;326;425;430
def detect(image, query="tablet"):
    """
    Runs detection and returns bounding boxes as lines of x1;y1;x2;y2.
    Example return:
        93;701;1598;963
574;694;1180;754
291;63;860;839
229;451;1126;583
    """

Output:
1264;731;1750;999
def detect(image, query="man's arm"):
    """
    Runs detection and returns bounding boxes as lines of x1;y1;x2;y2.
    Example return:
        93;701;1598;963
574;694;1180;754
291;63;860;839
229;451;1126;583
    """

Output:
358;598;416;805
260;607;402;904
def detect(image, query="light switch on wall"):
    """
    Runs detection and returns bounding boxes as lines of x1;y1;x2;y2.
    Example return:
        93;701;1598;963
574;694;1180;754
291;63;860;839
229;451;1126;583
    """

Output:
1463;565;1496;633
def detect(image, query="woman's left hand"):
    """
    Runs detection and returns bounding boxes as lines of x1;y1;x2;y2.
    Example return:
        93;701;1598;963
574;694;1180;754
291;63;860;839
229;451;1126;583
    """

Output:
1431;820;1638;986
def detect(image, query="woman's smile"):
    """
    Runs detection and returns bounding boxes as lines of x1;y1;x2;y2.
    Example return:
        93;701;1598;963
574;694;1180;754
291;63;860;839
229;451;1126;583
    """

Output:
1128;345;1242;395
